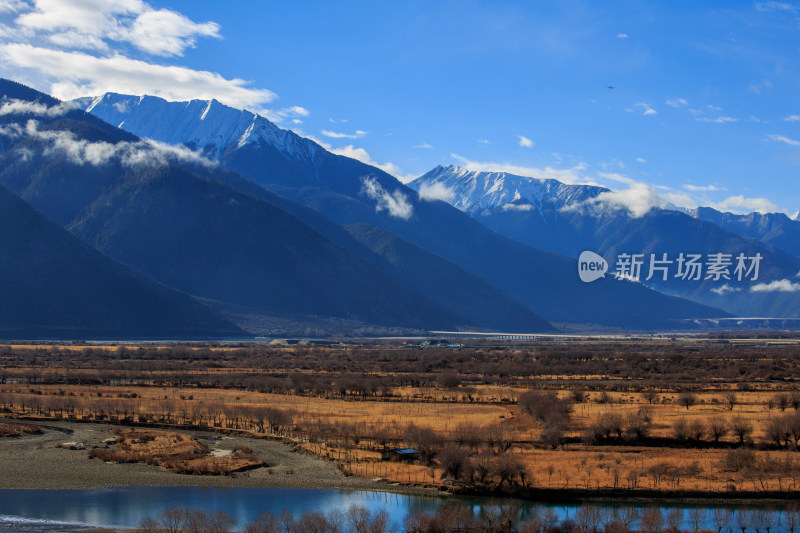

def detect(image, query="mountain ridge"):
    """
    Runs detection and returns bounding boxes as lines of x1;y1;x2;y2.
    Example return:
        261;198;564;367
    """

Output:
409;166;800;318
76;90;731;330
3;80;554;334
0;181;245;339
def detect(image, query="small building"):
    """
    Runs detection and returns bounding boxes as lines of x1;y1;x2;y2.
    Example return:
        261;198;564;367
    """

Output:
420;339;462;348
383;448;419;462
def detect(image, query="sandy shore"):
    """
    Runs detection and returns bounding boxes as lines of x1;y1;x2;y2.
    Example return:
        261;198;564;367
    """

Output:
0;419;434;495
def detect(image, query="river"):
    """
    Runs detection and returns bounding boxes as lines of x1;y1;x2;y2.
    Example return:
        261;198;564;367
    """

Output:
0;487;791;533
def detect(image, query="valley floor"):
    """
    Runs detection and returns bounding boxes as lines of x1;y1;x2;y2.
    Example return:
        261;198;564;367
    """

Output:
0;419;420;493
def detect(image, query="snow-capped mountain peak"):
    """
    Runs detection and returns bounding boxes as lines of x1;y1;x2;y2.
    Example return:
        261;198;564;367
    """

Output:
73;93;317;161
408;165;607;216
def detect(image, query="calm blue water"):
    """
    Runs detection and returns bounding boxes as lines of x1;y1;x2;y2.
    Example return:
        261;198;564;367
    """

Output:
0;487;442;532
0;486;790;533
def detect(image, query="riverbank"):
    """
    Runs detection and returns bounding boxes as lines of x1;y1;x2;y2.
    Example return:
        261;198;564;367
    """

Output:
0;419;434;495
2;418;799;507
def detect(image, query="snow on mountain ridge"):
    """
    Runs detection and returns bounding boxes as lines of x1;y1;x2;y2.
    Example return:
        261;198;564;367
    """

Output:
409;165;608;215
72;93;320;162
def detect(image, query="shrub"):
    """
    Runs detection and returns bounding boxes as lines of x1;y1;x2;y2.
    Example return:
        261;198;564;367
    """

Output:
721;448;757;472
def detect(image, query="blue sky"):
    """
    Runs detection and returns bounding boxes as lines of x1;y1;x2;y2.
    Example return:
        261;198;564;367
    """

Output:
1;0;799;215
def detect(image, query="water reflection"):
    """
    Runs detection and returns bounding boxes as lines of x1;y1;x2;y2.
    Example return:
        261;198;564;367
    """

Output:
0;487;791;533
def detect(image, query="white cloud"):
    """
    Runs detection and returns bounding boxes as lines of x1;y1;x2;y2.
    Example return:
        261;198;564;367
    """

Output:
711;284;741;296
451;154;597;186
417;182;455;202
321;143;414;182
581;183;672;217
413;141;433;149
635;157;646;163
783;115;800;122
0;98;76;116
478;139;491;145
750;279;800;293
710;195;780;214
0;0;28;13
666;98;688;108
616;33;628;39
298;131;414;182
361;177;413;220
683;184;724;192
0;44;278;112
122;8;220;57
565;172;695;218
0;2;286;117
8;118;216;169
284;105;309;117
756;1;798;10
518;135;534;148
321;129;367;139
767;133;800;146
48;30;109;52
502;203;534;212
264;105;309;123
695;116;738;124
15;0;220;57
747;79;773;94
631;102;657;116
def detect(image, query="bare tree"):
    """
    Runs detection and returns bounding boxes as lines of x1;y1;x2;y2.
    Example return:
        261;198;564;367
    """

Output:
678;391;697;410
723;391;738;411
784;503;800;533
643;390;659;404
437;445;472;483
575;505;604;533
158;508;187;533
711;509;731;533
347;505;371;533
689;419;706;442
244;512;280;533
754;509;775;533
666;509;683;533
672;418;691;443
736;509;753;533
491;454;524;487
687;508;706;533
138;517;159;533
640;508;664;533
775;394;790;412
731;416;753;444
708;417;729;443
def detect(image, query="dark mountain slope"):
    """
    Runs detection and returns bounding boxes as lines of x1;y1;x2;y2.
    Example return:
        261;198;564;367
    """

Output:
0;183;244;339
64;165;468;329
693;207;800;260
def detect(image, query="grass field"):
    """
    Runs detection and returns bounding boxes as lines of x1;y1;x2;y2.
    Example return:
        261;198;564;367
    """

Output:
1;338;799;495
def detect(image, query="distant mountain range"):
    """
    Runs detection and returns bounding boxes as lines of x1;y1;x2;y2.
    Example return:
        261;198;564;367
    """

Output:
408;166;800;318
74;91;728;331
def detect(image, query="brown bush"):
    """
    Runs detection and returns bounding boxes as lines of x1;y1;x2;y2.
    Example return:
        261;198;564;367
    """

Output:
720;448;757;472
